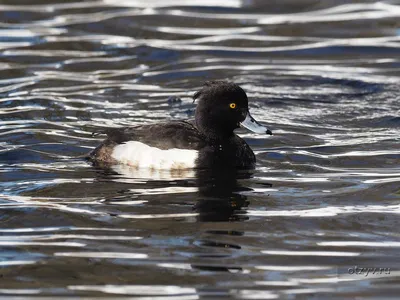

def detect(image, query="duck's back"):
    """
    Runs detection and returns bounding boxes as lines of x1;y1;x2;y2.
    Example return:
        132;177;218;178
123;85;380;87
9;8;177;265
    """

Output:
99;121;205;149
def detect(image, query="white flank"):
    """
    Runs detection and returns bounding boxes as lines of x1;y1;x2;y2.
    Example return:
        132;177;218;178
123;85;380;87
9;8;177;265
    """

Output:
111;141;198;170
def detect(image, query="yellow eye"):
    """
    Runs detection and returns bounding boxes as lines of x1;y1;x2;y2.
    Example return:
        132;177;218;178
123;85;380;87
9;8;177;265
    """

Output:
229;103;236;109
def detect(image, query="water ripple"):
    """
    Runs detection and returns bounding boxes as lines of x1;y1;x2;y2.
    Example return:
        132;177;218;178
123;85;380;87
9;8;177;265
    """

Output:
0;0;399;298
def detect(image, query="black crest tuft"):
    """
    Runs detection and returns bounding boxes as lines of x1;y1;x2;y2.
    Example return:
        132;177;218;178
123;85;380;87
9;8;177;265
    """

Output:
193;80;234;102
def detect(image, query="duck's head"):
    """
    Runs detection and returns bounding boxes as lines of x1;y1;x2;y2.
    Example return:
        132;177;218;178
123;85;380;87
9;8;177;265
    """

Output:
193;81;272;138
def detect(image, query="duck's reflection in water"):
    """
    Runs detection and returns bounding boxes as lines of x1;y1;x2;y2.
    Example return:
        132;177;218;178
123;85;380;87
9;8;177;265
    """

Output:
190;168;260;274
92;161;269;223
194;168;254;222
90;164;272;274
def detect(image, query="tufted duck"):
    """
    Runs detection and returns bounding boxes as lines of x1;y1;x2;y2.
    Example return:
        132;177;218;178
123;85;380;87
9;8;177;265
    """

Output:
88;81;272;169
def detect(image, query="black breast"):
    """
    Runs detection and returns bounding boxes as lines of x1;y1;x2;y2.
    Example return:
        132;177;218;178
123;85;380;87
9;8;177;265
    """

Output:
197;135;256;169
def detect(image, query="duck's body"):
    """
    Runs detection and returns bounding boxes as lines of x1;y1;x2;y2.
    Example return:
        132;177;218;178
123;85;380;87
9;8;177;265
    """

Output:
89;81;271;170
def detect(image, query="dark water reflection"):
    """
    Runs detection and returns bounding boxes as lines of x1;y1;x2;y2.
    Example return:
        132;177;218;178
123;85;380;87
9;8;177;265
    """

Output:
1;0;400;298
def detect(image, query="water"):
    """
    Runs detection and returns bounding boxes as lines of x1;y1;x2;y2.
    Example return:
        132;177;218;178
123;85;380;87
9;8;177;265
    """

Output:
0;0;399;298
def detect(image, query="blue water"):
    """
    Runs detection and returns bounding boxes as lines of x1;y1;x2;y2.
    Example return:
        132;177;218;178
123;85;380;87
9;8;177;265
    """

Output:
0;0;399;298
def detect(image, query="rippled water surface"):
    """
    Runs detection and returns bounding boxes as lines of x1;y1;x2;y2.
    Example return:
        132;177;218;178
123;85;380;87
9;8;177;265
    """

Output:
1;0;400;298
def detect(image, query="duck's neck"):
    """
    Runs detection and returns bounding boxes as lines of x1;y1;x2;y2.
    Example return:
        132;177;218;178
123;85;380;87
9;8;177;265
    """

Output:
195;119;235;142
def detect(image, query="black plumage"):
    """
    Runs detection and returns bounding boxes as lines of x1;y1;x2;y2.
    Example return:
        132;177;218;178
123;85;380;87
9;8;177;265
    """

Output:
89;81;270;169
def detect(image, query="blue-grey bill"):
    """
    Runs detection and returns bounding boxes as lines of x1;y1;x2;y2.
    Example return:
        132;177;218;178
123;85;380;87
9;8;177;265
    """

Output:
240;112;272;135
